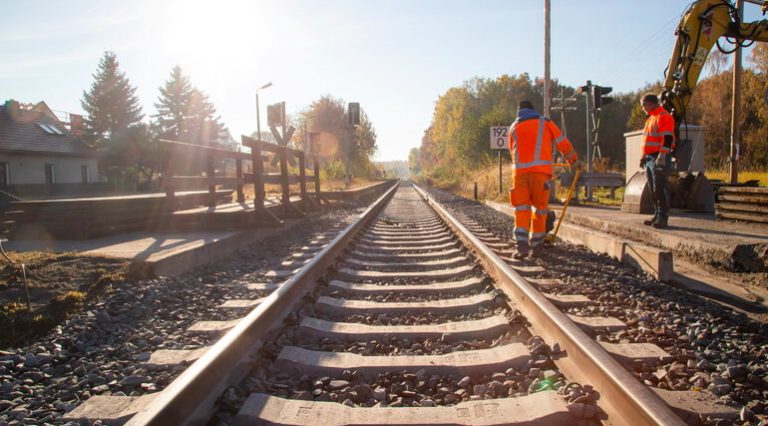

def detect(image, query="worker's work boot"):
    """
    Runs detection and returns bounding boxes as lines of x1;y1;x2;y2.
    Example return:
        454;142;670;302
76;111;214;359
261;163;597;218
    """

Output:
530;247;545;258
643;217;657;226
652;218;668;229
513;250;529;260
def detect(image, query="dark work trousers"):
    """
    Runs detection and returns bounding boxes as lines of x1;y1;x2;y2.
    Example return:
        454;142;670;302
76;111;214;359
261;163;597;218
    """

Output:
644;154;671;221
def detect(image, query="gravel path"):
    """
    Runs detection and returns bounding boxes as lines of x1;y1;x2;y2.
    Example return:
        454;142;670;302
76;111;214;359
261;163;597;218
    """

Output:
425;186;768;425
0;204;366;426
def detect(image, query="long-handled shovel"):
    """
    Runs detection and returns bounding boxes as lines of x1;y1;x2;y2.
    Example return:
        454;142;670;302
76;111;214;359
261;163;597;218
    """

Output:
545;168;580;243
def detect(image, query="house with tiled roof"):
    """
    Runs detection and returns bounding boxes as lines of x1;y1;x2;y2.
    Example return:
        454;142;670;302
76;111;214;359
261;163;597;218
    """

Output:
0;100;101;197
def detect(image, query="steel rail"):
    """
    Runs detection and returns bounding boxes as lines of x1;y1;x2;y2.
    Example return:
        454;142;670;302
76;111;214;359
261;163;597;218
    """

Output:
125;181;400;426
411;183;685;426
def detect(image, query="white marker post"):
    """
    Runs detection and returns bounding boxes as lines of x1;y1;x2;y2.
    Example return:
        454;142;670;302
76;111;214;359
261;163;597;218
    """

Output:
490;126;510;195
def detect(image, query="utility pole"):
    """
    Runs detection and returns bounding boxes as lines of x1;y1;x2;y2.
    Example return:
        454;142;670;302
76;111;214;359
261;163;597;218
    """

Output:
583;80;593;201
346;103;361;189
345;126;352;189
255;82;273;141
729;0;744;185
543;0;551;117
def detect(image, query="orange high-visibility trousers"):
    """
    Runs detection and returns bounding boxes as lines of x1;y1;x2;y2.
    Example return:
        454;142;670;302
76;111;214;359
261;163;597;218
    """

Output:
510;172;551;253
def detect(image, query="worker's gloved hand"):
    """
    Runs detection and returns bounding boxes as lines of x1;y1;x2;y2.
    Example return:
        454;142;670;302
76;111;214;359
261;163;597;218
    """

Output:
639;157;645;169
572;160;584;171
654;152;667;169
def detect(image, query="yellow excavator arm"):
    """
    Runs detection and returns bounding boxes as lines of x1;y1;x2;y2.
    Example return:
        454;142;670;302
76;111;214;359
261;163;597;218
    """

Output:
661;0;768;137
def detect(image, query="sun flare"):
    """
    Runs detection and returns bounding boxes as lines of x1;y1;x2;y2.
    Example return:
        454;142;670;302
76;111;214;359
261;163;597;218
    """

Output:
160;0;270;68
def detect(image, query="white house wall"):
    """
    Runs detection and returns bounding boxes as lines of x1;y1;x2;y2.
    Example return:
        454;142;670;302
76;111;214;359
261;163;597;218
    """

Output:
0;154;98;184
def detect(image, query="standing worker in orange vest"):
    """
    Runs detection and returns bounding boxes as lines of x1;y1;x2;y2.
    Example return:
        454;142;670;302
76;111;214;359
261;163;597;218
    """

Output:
509;100;579;259
638;93;675;229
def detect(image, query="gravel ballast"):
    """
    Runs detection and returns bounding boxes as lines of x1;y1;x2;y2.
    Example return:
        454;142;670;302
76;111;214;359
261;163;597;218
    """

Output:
425;186;768;425
0;204;366;426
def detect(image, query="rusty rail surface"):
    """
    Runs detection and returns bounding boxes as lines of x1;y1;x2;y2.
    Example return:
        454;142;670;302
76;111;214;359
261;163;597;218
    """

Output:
124;182;400;426
411;183;685;426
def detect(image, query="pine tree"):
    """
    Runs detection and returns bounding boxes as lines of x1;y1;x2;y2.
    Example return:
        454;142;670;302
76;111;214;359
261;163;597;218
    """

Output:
153;66;194;141
183;89;229;147
153;67;230;147
81;51;143;145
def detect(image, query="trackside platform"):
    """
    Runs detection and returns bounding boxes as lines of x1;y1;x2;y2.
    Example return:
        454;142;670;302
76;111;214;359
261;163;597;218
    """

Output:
561;205;768;273
4;181;396;277
486;201;768;318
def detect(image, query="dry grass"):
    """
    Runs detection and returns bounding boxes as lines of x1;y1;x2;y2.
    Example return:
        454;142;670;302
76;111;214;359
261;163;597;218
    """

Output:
0;251;136;347
429;162;616;206
424;163;768;207
705;169;768;186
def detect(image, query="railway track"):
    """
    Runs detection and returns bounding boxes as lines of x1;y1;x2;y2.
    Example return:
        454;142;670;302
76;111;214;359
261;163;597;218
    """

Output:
68;181;687;425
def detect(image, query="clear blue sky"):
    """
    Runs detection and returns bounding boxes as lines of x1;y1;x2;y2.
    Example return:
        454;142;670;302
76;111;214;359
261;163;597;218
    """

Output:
2;0;763;161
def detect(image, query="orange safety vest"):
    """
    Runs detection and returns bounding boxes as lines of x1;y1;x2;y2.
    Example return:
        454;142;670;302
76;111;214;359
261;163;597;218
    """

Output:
642;106;676;155
509;116;577;175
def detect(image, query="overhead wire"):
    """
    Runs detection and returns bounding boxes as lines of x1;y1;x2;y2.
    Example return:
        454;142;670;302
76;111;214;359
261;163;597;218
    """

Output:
551;15;680;136
599;18;680;87
595;14;680;85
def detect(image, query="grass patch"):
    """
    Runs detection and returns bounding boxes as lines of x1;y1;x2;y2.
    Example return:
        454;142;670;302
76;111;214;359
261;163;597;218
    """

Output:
417;161;626;207
0;251;140;347
417;163;768;209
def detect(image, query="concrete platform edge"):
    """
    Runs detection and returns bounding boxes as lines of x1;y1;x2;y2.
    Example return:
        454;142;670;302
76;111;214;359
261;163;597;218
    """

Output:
557;222;674;282
485;201;673;282
143;227;280;277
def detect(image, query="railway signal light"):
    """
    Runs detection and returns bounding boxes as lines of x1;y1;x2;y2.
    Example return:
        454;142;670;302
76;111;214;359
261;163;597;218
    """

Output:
267;102;286;127
348;102;360;126
592;86;613;109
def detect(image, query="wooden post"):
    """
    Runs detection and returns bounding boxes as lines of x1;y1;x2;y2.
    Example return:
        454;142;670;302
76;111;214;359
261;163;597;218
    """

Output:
252;140;265;211
544;0;551;117
206;154;216;207
298;151;308;202
729;0;744;185
313;152;321;204
279;145;290;210
162;147;176;212
235;157;245;203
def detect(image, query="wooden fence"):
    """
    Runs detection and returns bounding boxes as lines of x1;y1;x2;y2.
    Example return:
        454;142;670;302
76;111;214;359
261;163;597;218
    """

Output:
159;138;322;223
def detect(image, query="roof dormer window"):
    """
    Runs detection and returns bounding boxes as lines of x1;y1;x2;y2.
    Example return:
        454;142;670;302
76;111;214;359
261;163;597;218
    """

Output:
37;122;63;135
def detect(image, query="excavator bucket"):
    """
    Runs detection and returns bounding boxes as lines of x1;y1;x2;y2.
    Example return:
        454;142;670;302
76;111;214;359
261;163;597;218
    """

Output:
622;170;715;213
673;171;715;212
622;171;654;214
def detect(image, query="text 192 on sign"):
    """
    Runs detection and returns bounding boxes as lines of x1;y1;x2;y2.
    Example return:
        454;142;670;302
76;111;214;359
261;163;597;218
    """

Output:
489;126;509;150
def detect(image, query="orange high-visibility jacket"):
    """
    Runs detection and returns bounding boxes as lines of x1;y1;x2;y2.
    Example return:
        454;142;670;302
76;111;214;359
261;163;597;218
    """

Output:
642;106;676;155
509;116;577;175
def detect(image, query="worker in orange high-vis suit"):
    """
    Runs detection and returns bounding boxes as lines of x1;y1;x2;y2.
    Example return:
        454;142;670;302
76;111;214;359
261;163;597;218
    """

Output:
509;100;579;259
639;93;675;229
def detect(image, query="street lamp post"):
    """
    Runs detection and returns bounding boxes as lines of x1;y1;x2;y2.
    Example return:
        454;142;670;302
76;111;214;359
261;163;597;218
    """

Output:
255;82;273;141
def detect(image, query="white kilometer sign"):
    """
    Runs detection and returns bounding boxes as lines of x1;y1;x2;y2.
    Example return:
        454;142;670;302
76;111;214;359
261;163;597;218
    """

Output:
490;126;510;150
